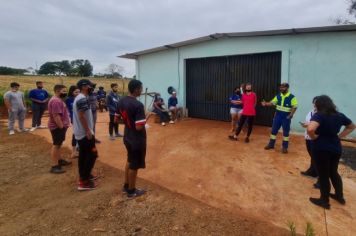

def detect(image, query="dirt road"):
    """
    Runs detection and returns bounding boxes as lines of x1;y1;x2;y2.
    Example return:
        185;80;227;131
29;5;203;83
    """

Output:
8;112;356;235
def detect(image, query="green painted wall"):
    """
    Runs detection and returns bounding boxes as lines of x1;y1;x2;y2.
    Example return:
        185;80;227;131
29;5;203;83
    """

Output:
136;31;356;136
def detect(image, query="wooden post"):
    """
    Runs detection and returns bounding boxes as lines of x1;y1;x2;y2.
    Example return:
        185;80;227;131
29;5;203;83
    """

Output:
144;87;148;112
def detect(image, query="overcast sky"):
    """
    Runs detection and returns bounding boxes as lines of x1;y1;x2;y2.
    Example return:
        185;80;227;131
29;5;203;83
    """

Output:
0;0;352;76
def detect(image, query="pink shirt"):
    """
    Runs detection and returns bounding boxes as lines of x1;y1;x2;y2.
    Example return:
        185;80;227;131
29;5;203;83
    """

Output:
48;96;70;130
242;92;257;116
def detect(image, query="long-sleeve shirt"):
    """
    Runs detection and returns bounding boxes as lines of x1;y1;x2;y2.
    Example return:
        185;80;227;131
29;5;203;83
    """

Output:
107;91;120;115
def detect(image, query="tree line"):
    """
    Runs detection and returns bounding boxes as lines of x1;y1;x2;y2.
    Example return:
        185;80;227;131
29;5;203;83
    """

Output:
0;66;28;75
38;59;93;77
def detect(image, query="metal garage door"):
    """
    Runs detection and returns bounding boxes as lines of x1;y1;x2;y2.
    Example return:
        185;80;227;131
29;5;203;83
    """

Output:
186;52;281;126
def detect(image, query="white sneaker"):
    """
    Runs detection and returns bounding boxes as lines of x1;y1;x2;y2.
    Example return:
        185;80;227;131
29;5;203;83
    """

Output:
169;120;175;124
30;127;37;132
9;130;15;135
37;125;47;129
110;135;115;140
161;122;166;126
18;128;29;132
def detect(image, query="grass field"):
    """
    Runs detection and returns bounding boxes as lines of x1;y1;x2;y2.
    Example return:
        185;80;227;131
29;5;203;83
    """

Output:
0;75;130;105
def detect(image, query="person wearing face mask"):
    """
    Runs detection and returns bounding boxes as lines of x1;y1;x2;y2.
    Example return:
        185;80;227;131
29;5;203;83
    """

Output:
262;83;298;154
4;82;28;135
29;81;49;132
153;93;170;126
229;83;257;143
229;86;243;133
107;83;123;140
47;84;72;174
66;85;80;158
73;79;99;191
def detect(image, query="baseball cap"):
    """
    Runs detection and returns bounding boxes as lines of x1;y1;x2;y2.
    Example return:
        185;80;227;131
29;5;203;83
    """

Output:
77;79;94;88
172;91;176;94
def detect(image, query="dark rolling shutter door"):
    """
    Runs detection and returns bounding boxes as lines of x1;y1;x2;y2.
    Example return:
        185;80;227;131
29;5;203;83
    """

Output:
186;52;281;126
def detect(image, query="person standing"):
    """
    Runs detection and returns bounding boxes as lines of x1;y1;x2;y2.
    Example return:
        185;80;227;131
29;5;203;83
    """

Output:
229;83;256;143
88;84;101;144
107;83;123;140
73;79;98;191
300;97;319;179
29;81;49;131
229;87;243;133
97;86;107;112
66;85;80;159
47;84;72;174
117;79;150;198
4;82;28;135
307;95;355;209
261;83;298;154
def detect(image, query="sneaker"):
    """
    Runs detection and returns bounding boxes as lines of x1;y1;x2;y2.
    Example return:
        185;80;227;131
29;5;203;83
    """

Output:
110;135;115;140
245;137;250;143
329;193;346;205
37;125;47;129
95;138;101;144
300;170;318;178
122;185;129;193
18;128;29;133
264;145;274;150
78;180;97;191
169;120;175;124
309;197;330;209
282;148;288;154
58;159;72;166
115;133;123;138
161;122;166;126
30;127;37;132
228;135;238;141
127;188;146;198
9;130;15;135
90;174;100;181
50;166;66;174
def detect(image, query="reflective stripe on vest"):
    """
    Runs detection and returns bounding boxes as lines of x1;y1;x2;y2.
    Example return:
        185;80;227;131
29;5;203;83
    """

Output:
276;93;294;113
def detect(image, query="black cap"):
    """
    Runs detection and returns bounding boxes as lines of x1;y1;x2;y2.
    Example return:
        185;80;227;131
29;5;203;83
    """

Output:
280;82;289;88
77;79;94;88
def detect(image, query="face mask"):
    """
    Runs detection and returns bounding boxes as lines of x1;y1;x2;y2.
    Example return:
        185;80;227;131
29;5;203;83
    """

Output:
37;86;43;89
245;89;251;92
88;87;94;94
235;90;240;95
60;93;67;98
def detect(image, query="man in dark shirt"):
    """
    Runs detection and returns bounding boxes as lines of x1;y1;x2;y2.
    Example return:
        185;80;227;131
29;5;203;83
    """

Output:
117;79;150;198
29;81;49;131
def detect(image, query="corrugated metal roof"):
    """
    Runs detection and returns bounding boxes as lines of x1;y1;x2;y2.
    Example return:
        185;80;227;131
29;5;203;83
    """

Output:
119;25;356;59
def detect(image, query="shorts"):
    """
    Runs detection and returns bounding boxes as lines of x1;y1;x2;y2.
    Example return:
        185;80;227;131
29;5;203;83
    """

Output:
230;108;242;115
169;106;177;111
124;141;146;170
50;128;67;146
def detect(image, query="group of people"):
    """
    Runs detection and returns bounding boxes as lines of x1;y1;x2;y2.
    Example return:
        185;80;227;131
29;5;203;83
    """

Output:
4;80;148;198
227;82;355;209
152;91;182;126
4;79;355;207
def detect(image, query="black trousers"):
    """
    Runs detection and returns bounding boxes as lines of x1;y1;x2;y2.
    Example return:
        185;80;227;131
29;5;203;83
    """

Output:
77;136;98;181
32;102;46;127
306;140;318;175
313;150;343;201
235;115;254;137
153;108;170;122
109;114;119;136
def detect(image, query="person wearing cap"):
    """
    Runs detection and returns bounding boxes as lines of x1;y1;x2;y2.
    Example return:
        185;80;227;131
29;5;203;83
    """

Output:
107;83;123;140
168;91;181;123
4;82;28;135
73;79;99;191
261;83;298;153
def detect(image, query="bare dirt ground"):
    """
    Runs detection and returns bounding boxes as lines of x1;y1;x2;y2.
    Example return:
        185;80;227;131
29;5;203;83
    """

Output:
2;112;356;236
0;121;289;235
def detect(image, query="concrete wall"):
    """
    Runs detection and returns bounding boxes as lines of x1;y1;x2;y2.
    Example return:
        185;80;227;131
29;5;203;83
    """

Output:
136;31;356;135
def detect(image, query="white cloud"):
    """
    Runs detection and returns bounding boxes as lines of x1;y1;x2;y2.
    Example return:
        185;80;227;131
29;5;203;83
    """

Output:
0;0;351;76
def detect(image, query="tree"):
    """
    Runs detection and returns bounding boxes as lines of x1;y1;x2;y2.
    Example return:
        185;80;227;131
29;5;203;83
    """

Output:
59;60;72;76
38;62;58;75
0;66;28;75
71;59;93;77
106;63;123;78
333;0;356;24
